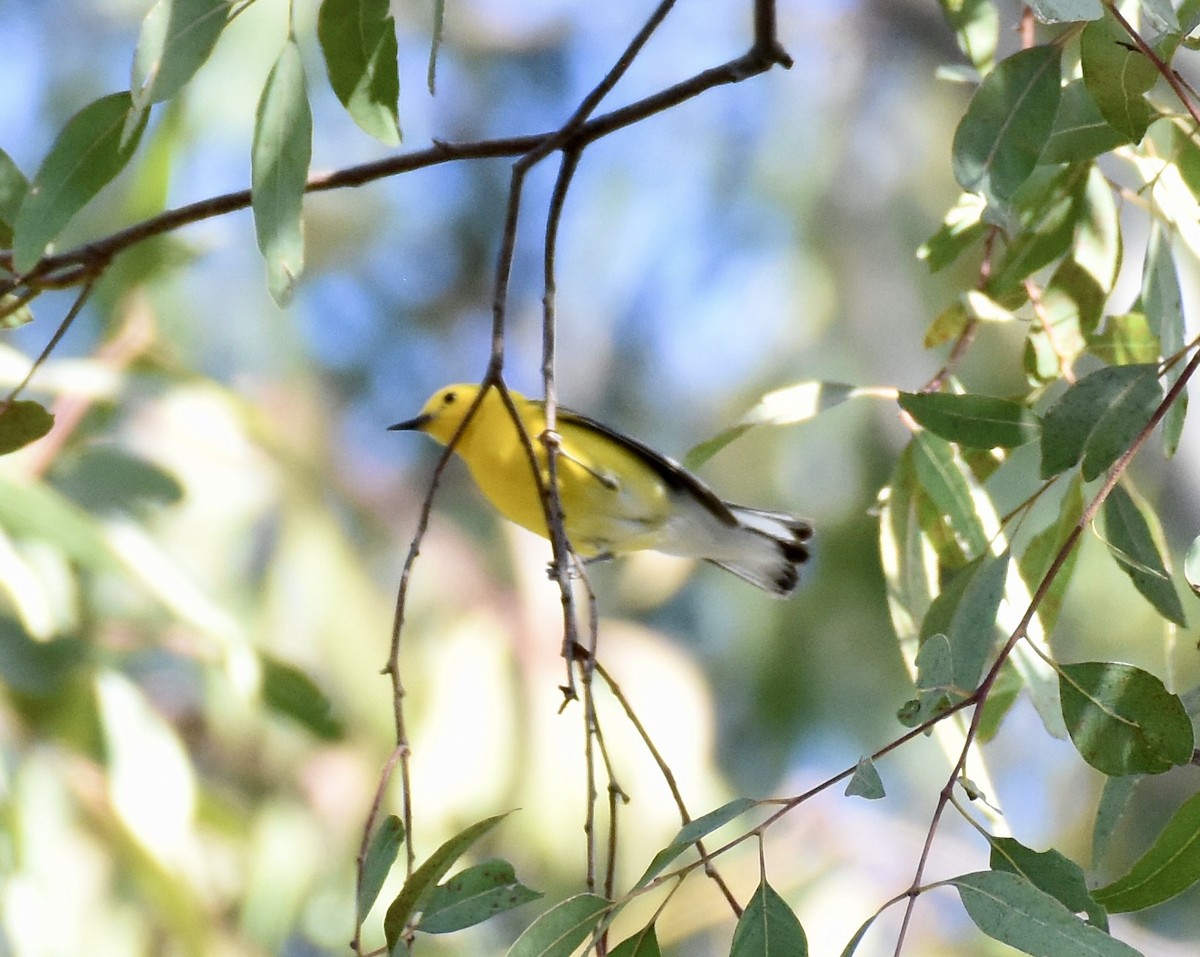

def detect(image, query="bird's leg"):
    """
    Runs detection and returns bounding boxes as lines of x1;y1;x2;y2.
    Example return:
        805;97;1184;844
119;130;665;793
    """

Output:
545;551;613;580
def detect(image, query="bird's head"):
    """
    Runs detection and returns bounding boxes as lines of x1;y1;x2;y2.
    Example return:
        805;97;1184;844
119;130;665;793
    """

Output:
388;383;486;446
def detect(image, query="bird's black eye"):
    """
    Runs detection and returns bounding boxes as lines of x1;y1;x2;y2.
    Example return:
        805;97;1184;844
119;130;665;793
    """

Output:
443;391;457;405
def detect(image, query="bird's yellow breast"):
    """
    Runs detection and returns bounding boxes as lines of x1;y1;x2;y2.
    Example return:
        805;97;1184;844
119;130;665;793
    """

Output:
452;394;672;556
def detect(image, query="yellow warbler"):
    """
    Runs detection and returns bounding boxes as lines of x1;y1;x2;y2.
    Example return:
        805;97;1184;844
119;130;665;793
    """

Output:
390;383;812;596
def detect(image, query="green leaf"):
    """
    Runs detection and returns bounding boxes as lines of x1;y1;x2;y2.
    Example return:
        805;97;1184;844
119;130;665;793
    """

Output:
1087;313;1160;365
917;191;987;272
938;0;998;71
0;400;54;455
987;164;1086;297
1093;775;1140;869
260;654;343;740
608;922;662;957
0;473;120;570
417;858;542;934
1185;535;1200;597
1042;80;1129;163
1018;476;1084;637
1141;222;1187;455
730;879;808;957
1103;484;1186;626
1093;790;1200;912
1039;364;1161;480
0;617;86;696
54;444;183;511
131;0;230;108
252;39;312;307
428;0;447;93
988;837;1105;926
358;815;405;923
1074;163;1121;291
505;894;609;957
909;432;989;557
317;0;401;145
952;46;1063;208
845;758;886;800
633;797;756;889
1081;15;1158;142
384;812;509;953
878;444;940;648
1059;661;1194;775
0;145;29;246
684;382;859;469
920;551;1010;693
950;870;1141;956
1028;0;1104;22
12;92;149;273
899;392;1039;449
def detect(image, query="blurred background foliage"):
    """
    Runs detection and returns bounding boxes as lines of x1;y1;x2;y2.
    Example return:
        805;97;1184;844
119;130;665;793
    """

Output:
2;0;1199;955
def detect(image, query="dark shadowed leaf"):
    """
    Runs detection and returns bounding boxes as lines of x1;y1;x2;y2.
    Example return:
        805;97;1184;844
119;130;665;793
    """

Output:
1093;775;1140;869
952;46;1062;207
1141;222;1186;454
1042;80;1129;163
845;757;886;800
417;858;541;933
0;145;29;246
1093;790;1200;912
1081;15;1158;142
0;618;86;696
260;654;343;740
988;836;1105;927
900;392;1039;448
505;894;609;957
0;400;53;455
608;922;662;957
634;797;756;889
909;432;989;557
358;815;405;922
13;92;148;273
1103;484;1186;625
1059;661;1193;775
730;879;808;957
920;551;1010;693
317;0;401;145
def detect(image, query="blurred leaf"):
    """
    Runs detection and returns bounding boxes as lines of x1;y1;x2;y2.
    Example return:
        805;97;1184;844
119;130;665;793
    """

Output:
12;92;148;273
0;617;85;695
131;0;229;109
1087;313;1160;365
54;444;183;512
909;432;989;557
358;815;405;923
0;400;53;455
1141;222;1186;455
608;922;662;957
417;858;541;933
428;0;447;93
684;381;859;468
0;145;29;247
950;871;1140;956
1093;790;1200;912
729;879;808;957
1059;661;1193;775
1042;81;1128;163
937;0;998;71
1028;0;1103;21
1024;260;1101;383
317;0;401;145
917;191;987;272
0;294;34;329
0;473;119;570
1185;535;1200;597
634;797;756;889
845;757;885;800
924;301;970;349
260;654;343;740
1103;484;1186;626
384;812;509;952
952;46;1062;208
252;39;312;307
1018;475;1084;637
1039;364;1161;479
899;392;1039;449
878;445;940;649
920;551;1009;693
505;893;609;957
988;836;1105;927
975;660;1023;742
1093;775;1140;869
1074;163;1121;290
1081;15;1158;142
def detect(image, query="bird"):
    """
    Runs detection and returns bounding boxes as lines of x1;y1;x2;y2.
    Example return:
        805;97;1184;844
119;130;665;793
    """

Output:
389;383;812;597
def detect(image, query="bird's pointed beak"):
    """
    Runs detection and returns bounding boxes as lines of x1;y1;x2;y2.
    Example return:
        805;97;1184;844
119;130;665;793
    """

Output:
388;413;433;432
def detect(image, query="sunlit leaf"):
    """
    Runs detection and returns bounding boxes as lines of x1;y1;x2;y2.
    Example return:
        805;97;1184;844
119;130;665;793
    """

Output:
1093;790;1200;912
384;812;510;953
909;432;989;557
845;757;886;800
899;392;1039;449
633;797;756;889
0;473;120;570
1103;484;1186;626
252;39;311;306
0;400;54;455
1059;661;1193;775
608;922;662;957
1024;259;1104;383
918;191;987;271
417;858;541;933
878;445;940;650
1141;222;1186;455
1039;364;1161;480
12;92;148;274
1087;313;1160;366
358;815;405;923
950;870;1140;956
505;893;609;957
920;551;1009;693
730;879;808;957
952;45;1062;208
1081;15;1158;142
131;0;229;108
1018;475;1084;637
317;0;401;145
937;0;998;71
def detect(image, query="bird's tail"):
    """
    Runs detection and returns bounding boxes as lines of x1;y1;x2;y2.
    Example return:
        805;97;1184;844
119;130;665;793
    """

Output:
708;506;813;598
